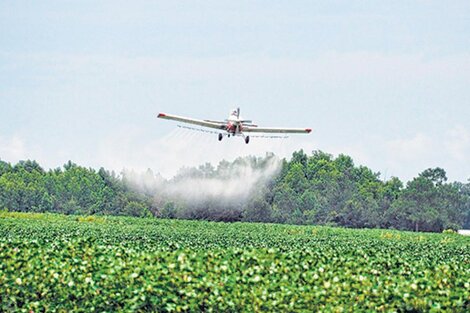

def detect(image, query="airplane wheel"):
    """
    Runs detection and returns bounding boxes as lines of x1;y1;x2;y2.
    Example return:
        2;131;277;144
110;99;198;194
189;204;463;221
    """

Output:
245;136;250;144
218;133;223;141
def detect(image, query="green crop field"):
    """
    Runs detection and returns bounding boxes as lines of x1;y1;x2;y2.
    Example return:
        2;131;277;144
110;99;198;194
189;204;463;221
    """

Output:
0;212;469;312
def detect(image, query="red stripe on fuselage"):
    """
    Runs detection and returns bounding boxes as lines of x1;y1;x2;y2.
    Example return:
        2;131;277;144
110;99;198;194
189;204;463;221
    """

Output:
227;122;235;132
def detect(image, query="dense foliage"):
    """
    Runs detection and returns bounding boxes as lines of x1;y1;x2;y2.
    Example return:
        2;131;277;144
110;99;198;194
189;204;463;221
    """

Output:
261;151;470;232
0;212;468;312
1;150;469;232
0;160;152;217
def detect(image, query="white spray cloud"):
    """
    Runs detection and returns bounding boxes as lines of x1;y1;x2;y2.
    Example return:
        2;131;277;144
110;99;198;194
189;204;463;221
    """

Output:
123;154;282;207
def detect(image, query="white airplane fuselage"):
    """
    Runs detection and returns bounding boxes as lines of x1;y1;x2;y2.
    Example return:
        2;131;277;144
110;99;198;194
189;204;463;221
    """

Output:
225;109;244;135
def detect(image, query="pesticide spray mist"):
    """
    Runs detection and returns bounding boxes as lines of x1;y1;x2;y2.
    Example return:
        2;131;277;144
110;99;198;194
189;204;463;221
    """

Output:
123;153;282;221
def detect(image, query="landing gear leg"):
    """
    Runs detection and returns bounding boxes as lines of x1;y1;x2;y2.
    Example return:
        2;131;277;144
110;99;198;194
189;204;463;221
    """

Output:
245;136;250;144
218;133;223;141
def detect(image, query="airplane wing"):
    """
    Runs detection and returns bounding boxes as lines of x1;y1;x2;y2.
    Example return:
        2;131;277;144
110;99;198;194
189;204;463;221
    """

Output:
243;126;312;134
158;113;226;130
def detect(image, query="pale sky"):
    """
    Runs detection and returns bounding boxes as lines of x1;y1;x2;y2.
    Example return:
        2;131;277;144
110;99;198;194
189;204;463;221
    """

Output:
1;1;469;182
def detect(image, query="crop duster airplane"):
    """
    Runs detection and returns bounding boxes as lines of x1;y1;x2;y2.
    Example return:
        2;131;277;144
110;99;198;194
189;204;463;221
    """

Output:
157;108;312;144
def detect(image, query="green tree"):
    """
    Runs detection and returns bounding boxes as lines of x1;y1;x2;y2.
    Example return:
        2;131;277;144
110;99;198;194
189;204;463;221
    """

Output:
0;160;12;177
390;168;463;232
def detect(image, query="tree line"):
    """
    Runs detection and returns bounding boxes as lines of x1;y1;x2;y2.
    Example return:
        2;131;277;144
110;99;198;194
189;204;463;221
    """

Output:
0;160;152;218
255;151;470;232
1;150;469;232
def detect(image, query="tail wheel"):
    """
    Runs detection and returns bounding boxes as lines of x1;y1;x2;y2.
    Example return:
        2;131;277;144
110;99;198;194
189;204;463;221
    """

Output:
245;136;250;144
218;133;223;141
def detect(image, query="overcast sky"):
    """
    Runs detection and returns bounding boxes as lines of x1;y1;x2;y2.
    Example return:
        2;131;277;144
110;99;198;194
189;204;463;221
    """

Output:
1;1;469;182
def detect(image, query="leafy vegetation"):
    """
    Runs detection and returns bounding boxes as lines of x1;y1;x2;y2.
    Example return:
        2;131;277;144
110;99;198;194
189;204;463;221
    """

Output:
1;150;469;232
0;212;468;311
0;160;152;217
262;151;470;232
